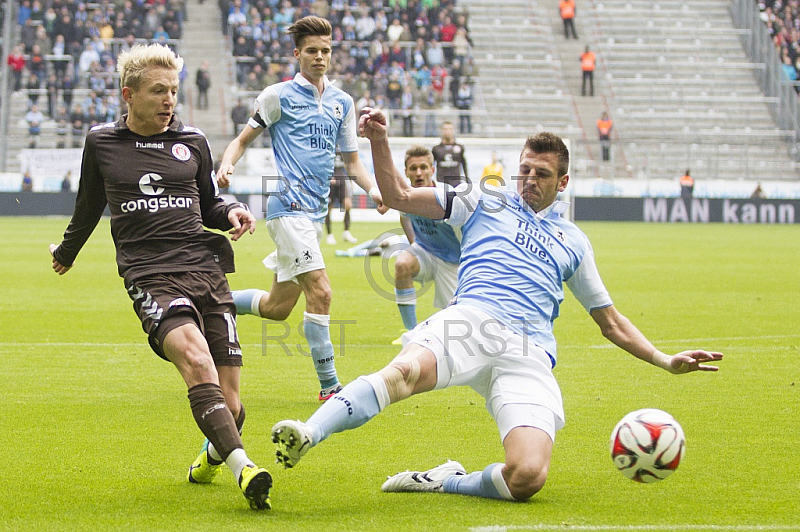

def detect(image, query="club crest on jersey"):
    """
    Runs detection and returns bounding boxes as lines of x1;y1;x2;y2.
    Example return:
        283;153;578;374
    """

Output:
333;103;343;119
172;143;191;161
555;229;565;243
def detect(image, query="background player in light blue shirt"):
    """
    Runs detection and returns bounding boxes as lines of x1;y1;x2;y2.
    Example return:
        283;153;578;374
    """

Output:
393;145;461;344
271;108;723;501
217;16;385;401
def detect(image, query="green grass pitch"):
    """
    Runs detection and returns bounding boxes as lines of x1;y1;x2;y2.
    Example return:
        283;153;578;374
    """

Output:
1;217;798;531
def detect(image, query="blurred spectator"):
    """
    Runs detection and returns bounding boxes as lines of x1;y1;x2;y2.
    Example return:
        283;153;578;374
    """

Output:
454;80;473;134
432;121;469;186
580;45;595;97
422;86;440;136
751;183;765;199
25;104;44;148
61;171;72;192
231;98;249;136
481;151;504;187
680;169;694;200
560;0;578;39
356;90;376;113
426;38;444;66
387;18;404;42
26;73;42;107
7;45;26;92
22;171;34;192
597;111;613;161
452;27;471;65
401;84;414;137
196;60;211;110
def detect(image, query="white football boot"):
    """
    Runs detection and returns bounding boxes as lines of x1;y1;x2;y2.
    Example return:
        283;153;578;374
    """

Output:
271;419;313;469
381;460;467;493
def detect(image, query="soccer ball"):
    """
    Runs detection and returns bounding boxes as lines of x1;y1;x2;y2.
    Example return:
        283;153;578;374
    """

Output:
609;408;686;483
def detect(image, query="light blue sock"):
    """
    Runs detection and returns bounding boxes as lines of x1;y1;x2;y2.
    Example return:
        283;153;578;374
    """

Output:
443;463;515;500
395;287;417;330
232;289;265;317
303;312;339;389
306;377;383;445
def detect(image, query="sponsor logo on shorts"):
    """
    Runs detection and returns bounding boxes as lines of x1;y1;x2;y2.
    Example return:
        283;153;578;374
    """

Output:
169;298;192;308
172;143;191;161
228;347;242;356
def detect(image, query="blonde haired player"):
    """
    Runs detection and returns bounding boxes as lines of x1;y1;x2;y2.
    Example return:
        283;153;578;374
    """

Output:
50;44;272;510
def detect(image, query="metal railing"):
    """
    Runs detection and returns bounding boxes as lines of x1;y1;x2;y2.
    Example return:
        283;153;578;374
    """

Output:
731;0;800;159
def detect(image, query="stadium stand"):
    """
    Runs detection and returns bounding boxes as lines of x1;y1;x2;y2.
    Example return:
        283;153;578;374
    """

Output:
590;0;800;180
3;0;183;173
224;0;480;138
3;0;800;183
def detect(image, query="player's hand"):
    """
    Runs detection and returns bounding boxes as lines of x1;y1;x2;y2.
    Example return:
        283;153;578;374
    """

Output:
358;107;388;141
371;189;389;214
217;162;234;189
49;243;72;275
228;207;256;241
667;350;723;374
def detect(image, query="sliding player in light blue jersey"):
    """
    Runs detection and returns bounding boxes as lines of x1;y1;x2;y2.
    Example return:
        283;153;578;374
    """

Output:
392;145;460;345
217;16;385;402
271;108;723;502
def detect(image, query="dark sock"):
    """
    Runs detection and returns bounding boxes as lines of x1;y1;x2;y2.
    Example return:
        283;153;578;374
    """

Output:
187;383;243;461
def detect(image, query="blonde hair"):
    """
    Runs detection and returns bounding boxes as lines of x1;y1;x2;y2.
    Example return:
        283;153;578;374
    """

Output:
117;44;184;91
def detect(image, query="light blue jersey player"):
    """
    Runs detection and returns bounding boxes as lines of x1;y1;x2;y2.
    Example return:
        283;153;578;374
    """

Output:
271;108;723;501
393;145;461;344
217;16;385;401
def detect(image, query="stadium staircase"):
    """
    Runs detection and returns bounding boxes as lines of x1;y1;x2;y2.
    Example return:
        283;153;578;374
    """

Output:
458;0;581;140
179;0;235;160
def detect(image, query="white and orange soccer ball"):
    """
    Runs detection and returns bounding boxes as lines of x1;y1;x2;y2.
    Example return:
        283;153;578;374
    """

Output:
609;408;686;483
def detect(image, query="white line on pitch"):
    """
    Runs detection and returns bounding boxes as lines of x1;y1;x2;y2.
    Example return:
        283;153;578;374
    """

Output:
469;525;800;532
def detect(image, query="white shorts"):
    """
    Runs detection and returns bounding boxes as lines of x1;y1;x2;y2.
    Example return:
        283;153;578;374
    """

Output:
404;304;565;442
263;216;325;283
409;243;459;309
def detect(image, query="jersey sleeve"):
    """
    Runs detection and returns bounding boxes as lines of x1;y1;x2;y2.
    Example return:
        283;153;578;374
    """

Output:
53;133;108;267
436;181;480;228
249;85;281;129
336;98;359;153
196;134;247;230
565;241;613;312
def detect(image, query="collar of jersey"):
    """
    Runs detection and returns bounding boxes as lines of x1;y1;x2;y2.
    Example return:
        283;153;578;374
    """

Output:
293;72;331;96
516;195;570;221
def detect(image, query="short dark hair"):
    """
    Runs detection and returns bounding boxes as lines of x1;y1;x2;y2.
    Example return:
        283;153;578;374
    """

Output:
523;132;570;177
404;145;433;168
287;16;332;49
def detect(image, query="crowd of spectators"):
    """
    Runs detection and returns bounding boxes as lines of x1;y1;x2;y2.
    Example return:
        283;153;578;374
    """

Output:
757;0;800;91
8;0;185;148
223;0;477;136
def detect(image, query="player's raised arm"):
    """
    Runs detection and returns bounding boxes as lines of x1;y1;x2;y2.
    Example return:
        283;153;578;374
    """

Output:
218;124;262;188
359;108;444;219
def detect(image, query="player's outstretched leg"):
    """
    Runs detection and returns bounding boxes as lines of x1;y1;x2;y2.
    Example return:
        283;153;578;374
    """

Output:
381;461;466;493
272;377;384;468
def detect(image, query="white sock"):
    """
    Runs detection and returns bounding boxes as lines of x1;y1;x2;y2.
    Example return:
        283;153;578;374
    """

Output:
226;448;253;483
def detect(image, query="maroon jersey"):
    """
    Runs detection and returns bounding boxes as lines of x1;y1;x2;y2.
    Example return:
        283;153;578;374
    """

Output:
54;115;248;282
